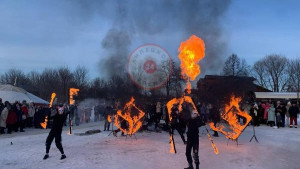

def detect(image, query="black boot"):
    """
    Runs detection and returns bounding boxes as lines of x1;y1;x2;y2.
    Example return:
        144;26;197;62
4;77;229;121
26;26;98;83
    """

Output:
60;154;66;160
43;154;49;160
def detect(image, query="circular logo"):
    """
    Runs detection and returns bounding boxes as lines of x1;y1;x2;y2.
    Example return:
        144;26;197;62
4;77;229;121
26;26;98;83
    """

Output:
127;44;173;90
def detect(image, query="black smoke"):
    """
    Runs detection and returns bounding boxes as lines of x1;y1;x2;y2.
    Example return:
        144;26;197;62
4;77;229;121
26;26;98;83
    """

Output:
74;0;232;77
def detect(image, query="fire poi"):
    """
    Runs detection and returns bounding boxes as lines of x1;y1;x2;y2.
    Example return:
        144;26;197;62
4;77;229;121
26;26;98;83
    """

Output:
113;97;145;136
209;95;252;141
40;92;57;129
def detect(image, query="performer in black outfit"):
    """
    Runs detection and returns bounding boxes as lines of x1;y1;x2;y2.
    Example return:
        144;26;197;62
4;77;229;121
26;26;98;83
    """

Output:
184;103;204;169
43;104;69;160
170;105;186;144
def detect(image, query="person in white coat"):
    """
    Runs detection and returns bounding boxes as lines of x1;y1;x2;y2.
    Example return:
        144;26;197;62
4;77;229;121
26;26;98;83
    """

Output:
0;101;9;134
27;102;35;128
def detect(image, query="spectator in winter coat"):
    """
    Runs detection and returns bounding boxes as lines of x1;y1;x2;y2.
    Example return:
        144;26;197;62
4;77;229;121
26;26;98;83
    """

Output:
275;104;283;128
267;104;275;127
279;103;287;127
250;104;259;126
6;103;17;134
21;103;29;128
155;102;162;131
27;103;35;128
104;105;112;131
264;102;270;123
0;101;9;134
288;102;299;128
0;98;4;115
286;102;291;127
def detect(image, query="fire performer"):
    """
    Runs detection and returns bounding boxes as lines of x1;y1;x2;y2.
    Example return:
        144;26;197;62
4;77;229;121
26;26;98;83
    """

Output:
184;103;204;169
43;104;69;160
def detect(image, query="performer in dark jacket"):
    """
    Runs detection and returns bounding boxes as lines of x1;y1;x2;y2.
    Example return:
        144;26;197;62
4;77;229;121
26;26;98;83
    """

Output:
184;103;204;169
43;104;69;160
288;102;299;128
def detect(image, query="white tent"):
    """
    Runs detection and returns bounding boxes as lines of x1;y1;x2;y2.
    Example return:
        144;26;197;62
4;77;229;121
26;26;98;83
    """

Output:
0;84;49;104
255;92;300;99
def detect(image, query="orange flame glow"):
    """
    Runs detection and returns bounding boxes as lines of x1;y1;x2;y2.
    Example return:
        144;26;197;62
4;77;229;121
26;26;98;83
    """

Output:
178;35;205;93
209;96;252;140
114;97;145;136
40;116;48;129
169;135;175;154
108;115;112;123
69;88;79;105
49;93;56;108
166;96;198;121
207;132;219;155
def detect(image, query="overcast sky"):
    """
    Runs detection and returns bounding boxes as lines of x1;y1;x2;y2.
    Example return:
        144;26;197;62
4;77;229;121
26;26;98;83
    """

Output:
0;0;299;79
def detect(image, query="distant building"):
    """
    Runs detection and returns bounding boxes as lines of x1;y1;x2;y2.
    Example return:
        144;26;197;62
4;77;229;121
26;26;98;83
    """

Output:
193;75;270;105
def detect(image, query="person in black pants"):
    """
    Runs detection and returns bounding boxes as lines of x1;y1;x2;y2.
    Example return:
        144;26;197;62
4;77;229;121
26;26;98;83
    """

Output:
43;104;69;160
170;105;186;144
184;103;204;169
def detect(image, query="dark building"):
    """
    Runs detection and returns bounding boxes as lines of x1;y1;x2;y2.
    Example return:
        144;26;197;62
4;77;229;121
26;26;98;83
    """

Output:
193;75;270;106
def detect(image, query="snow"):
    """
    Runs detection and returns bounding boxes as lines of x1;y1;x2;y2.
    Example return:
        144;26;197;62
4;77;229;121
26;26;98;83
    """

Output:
0;121;300;169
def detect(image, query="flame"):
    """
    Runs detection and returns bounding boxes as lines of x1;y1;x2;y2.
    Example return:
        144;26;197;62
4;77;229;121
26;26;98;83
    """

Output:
49;93;56;108
209;96;252;140
207;132;219;155
178;35;205;93
114;97;145;136
108;115;112;123
169;135;175;154
166;96;198;121
69;88;79;105
40;116;48;129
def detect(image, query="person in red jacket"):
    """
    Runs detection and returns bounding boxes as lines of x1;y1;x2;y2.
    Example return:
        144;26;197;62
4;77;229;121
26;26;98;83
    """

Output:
6;102;17;134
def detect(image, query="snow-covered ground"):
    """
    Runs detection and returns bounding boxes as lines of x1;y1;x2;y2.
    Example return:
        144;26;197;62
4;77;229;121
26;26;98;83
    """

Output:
0;121;300;169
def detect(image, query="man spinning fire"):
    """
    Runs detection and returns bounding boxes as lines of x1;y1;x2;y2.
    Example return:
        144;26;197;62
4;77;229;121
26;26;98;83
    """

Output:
43;104;69;160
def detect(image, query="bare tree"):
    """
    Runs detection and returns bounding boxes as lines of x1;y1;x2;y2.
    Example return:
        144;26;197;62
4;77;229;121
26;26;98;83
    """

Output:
223;54;250;76
73;66;89;89
252;54;288;92
0;69;29;87
286;59;300;92
58;67;73;103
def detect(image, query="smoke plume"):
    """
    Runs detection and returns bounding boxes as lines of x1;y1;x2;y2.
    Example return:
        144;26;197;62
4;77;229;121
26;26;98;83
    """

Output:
75;0;232;77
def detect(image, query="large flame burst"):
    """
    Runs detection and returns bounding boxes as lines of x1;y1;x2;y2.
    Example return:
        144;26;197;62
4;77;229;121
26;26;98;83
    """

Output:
178;35;205;93
114;97;145;136
69;88;79;105
209;96;252;140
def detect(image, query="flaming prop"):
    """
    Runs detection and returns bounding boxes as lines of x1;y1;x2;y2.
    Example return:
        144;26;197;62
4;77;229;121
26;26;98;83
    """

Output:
209;96;252;141
49;92;56;108
40;116;48;129
108;115;112;123
114;97;145;136
69;88;79;105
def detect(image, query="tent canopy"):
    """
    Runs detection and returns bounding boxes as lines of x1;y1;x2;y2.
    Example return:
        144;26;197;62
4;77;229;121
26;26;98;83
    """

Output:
0;84;49;104
255;92;300;99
